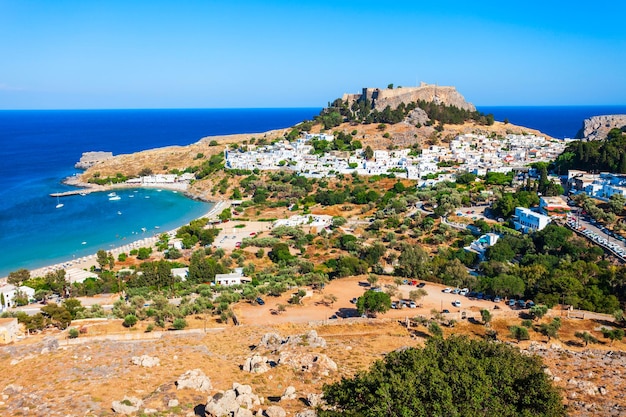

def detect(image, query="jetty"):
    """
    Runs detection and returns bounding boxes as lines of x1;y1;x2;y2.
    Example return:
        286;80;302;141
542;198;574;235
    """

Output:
50;189;95;197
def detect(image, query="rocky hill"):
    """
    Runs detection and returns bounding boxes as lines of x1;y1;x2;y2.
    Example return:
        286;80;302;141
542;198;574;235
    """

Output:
342;82;475;112
575;115;626;140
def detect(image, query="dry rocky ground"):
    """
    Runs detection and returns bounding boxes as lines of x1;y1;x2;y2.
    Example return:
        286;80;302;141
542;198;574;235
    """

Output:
1;277;625;417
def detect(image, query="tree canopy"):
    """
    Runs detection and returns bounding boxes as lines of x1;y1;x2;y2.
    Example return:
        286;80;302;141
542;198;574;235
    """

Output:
320;336;564;417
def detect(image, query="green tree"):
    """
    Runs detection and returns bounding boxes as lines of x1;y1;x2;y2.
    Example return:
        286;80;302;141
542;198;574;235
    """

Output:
96;249;110;270
601;327;625;346
539;318;561;341
428;321;443;338
41;303;72;330
574;331;598;347
530;305;549;320
62;298;85;320
356;290;391;317
608;193;626;215
218;208;232;221
480;309;492;326
409;288;428;303
268;242;293;263
509;325;530;343
7;268;30;286
364;145;374;160
320;336;564;417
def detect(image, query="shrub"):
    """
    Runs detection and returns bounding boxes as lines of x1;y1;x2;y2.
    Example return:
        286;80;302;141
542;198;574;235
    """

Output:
173;318;188;330
123;314;138;328
68;328;79;339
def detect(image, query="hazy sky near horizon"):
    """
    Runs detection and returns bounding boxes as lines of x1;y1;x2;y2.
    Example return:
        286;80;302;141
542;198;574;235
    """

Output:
1;1;625;109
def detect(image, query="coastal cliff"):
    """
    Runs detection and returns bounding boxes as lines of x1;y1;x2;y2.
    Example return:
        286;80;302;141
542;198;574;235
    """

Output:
575;114;626;140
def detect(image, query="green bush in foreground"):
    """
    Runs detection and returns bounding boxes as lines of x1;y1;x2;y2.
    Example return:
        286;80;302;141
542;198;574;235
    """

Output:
320;336;564;417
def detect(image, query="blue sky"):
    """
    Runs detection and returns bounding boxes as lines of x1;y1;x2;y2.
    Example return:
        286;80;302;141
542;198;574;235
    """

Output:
1;0;625;109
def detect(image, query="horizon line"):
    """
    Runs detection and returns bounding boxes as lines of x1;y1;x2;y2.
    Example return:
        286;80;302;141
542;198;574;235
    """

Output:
2;104;626;111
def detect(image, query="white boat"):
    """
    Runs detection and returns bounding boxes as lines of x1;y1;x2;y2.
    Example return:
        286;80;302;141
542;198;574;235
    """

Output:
55;196;64;209
117;211;122;215
109;195;121;201
129;194;134;198
145;196;150;199
107;192;117;197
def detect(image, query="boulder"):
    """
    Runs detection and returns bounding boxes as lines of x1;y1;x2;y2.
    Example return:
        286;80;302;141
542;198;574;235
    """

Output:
233;383;253;396
259;332;284;351
281;386;296;401
176;369;212;392
265;405;286;417
306;393;323;408
295;410;317;417
285;330;326;349
278;352;337;376
243;354;271;374
205;389;239;417
235;408;254;417
112;396;143;414
168;399;179;408
131;355;160;368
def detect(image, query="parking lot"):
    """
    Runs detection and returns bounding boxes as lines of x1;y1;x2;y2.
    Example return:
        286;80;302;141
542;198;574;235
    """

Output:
566;216;626;261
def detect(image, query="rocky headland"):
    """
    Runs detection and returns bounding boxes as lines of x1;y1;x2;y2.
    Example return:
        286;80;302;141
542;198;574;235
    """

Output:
575;114;626;141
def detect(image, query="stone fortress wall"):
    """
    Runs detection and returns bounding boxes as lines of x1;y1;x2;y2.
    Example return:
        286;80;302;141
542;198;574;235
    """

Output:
342;82;476;112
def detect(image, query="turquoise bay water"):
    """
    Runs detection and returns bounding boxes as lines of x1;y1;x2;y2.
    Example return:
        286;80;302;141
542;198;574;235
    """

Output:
3;188;210;276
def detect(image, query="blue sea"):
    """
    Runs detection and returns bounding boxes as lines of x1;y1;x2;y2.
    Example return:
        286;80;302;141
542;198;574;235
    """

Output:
478;106;626;139
0;108;320;277
1;105;626;278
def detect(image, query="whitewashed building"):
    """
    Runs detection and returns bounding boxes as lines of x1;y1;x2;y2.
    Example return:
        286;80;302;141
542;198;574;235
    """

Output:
513;207;551;233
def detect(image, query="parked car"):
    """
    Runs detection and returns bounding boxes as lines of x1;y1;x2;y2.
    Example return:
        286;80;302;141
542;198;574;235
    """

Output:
409;301;417;308
508;299;516;307
256;297;265;305
417;282;426;288
443;287;452;293
442;309;450;314
459;288;469;296
391;302;398;309
350;297;358;304
452;300;461;307
493;296;501;303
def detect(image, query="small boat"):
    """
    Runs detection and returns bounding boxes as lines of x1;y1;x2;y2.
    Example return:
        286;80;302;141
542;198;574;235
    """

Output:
81;241;87;245
117;211;122;215
145;196;150;199
79;192;86;196
154;226;160;229
141;227;147;232
157;189;162;192
109;195;121;201
107;192;117;197
55;196;64;209
129;194;134;198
